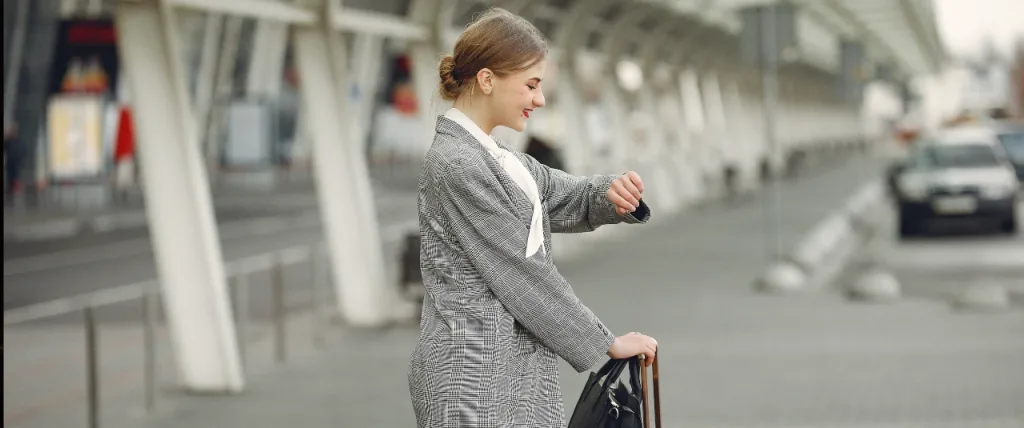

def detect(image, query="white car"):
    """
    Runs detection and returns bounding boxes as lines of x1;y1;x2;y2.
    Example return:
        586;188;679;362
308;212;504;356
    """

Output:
891;127;1020;237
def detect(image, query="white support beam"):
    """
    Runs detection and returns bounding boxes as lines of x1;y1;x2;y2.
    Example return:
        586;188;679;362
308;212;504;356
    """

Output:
552;0;616;175
115;0;243;393
407;0;456;141
672;68;702;201
333;7;430;41
349;33;385;154
816;0;908;73
246;20;290;98
497;0;539;14
598;6;657;172
897;0;943;71
699;71;728;172
203;16;243;169
193;13;223;149
167;0;316;24
636;16;693;208
293;1;392;326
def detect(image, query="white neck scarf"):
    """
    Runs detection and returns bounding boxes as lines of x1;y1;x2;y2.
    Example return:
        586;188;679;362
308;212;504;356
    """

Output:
444;108;545;258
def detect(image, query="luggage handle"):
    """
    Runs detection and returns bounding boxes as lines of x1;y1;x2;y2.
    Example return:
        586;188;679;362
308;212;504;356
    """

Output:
638;352;661;428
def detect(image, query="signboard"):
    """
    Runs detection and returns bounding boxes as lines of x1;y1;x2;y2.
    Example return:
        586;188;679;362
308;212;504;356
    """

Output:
225;100;273;167
47;95;105;179
48;18;119;96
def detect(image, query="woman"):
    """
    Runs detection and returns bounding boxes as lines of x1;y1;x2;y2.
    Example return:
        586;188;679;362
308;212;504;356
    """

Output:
407;8;659;427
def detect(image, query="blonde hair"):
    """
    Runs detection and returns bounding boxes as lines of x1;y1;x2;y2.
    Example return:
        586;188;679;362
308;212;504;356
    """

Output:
438;8;547;101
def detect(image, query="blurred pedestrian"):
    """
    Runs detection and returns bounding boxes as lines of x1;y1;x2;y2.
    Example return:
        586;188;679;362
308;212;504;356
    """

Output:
524;134;565;171
407;8;657;428
4;122;24;198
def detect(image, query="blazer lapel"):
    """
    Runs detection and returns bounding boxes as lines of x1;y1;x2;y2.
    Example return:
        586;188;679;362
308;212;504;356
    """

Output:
435;116;534;223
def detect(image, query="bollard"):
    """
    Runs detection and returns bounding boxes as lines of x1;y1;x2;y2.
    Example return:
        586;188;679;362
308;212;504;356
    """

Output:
234;274;250;372
273;256;286;363
84;306;100;428
142;291;158;412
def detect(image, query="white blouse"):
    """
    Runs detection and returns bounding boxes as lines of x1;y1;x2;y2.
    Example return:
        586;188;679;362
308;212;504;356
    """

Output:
444;108;546;259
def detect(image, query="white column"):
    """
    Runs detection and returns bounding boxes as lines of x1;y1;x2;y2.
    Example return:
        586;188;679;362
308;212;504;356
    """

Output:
723;78;756;189
204;16;243;167
679;68;706;201
700;71;727;184
776;80;793;159
599;75;632;173
193;14;222;147
349;33;384;154
554;60;594;175
597;7;655;174
663;76;695;204
553;0;614;176
115;1;243;393
637;82;682;213
246;20;287;98
407;0;454;142
293;8;390;326
636;18;686;212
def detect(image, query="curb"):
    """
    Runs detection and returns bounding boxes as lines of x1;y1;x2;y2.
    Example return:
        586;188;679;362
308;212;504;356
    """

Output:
951;280;1012;312
757;180;888;292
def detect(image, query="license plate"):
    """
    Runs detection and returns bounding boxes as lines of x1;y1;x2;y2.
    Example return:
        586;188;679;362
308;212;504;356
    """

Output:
932;196;977;214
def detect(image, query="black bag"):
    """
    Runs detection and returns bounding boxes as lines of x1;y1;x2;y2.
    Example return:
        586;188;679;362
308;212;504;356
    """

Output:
568;354;661;428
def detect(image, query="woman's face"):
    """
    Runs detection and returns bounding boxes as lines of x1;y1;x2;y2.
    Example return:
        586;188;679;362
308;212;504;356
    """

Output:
488;59;547;132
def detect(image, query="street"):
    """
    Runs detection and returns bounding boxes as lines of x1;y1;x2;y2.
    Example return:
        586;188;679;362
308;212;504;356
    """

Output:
3;190;419;310
865;198;1024;308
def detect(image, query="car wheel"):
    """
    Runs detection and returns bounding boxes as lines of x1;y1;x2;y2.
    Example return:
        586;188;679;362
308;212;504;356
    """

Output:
1001;212;1018;234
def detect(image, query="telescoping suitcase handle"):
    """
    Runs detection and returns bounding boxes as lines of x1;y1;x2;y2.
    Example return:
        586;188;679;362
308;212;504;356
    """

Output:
638;351;662;428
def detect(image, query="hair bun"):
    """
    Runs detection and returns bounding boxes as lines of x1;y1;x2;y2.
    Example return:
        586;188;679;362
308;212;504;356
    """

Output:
438;55;462;101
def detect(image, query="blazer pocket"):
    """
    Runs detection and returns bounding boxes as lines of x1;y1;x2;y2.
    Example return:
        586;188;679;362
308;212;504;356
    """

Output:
512;320;539;355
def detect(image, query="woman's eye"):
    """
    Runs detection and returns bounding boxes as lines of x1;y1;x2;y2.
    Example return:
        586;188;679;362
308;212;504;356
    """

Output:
527;85;537;90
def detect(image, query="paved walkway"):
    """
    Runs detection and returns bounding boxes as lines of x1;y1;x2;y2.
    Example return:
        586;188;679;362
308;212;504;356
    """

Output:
6;152;1023;428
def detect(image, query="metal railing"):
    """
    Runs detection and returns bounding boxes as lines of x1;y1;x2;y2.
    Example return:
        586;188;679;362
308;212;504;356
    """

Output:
3;240;331;428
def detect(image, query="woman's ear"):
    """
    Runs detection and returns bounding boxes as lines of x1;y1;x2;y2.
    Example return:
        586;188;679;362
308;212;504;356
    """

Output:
476;68;494;95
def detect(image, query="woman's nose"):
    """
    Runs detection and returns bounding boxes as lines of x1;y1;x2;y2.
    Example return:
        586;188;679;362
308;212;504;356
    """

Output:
533;92;546;108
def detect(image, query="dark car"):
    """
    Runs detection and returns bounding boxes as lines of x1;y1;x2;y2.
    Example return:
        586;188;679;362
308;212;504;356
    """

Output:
889;126;1019;238
991;121;1024;183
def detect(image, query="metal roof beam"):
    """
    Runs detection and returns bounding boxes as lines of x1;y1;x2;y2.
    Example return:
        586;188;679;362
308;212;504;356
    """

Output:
898;0;944;71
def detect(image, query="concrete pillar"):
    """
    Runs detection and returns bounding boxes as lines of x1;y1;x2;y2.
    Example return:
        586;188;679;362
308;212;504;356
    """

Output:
723;77;758;188
554;60;593;175
293;2;391;326
407;0;455;142
203;16;243;167
349;33;385;154
700;71;727;180
638;18;688;212
679;67;707;201
552;0;614;176
246;20;289;99
193;14;223;147
598;7;654;174
115;0;243;393
636;81;682;213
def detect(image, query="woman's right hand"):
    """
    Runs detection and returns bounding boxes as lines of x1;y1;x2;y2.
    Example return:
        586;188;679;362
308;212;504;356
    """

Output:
607;332;658;365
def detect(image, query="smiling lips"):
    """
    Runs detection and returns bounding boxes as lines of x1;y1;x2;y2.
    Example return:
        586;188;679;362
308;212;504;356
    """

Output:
523;109;531;118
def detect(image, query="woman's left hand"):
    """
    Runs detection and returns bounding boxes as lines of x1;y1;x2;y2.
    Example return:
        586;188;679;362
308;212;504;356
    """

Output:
607;171;644;216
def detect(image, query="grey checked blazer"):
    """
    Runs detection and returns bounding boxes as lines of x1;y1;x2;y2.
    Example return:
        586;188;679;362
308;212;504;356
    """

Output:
407;115;651;427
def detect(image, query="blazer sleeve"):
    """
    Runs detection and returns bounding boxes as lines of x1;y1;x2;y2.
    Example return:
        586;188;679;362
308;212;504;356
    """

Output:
437;157;616;373
521;154;651;234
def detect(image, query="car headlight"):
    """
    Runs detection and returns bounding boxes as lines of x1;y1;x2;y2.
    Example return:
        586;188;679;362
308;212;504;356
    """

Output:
980;182;1017;199
897;177;929;201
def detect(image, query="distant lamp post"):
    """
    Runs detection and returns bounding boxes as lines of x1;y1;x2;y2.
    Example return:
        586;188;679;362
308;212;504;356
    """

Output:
739;2;800;262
